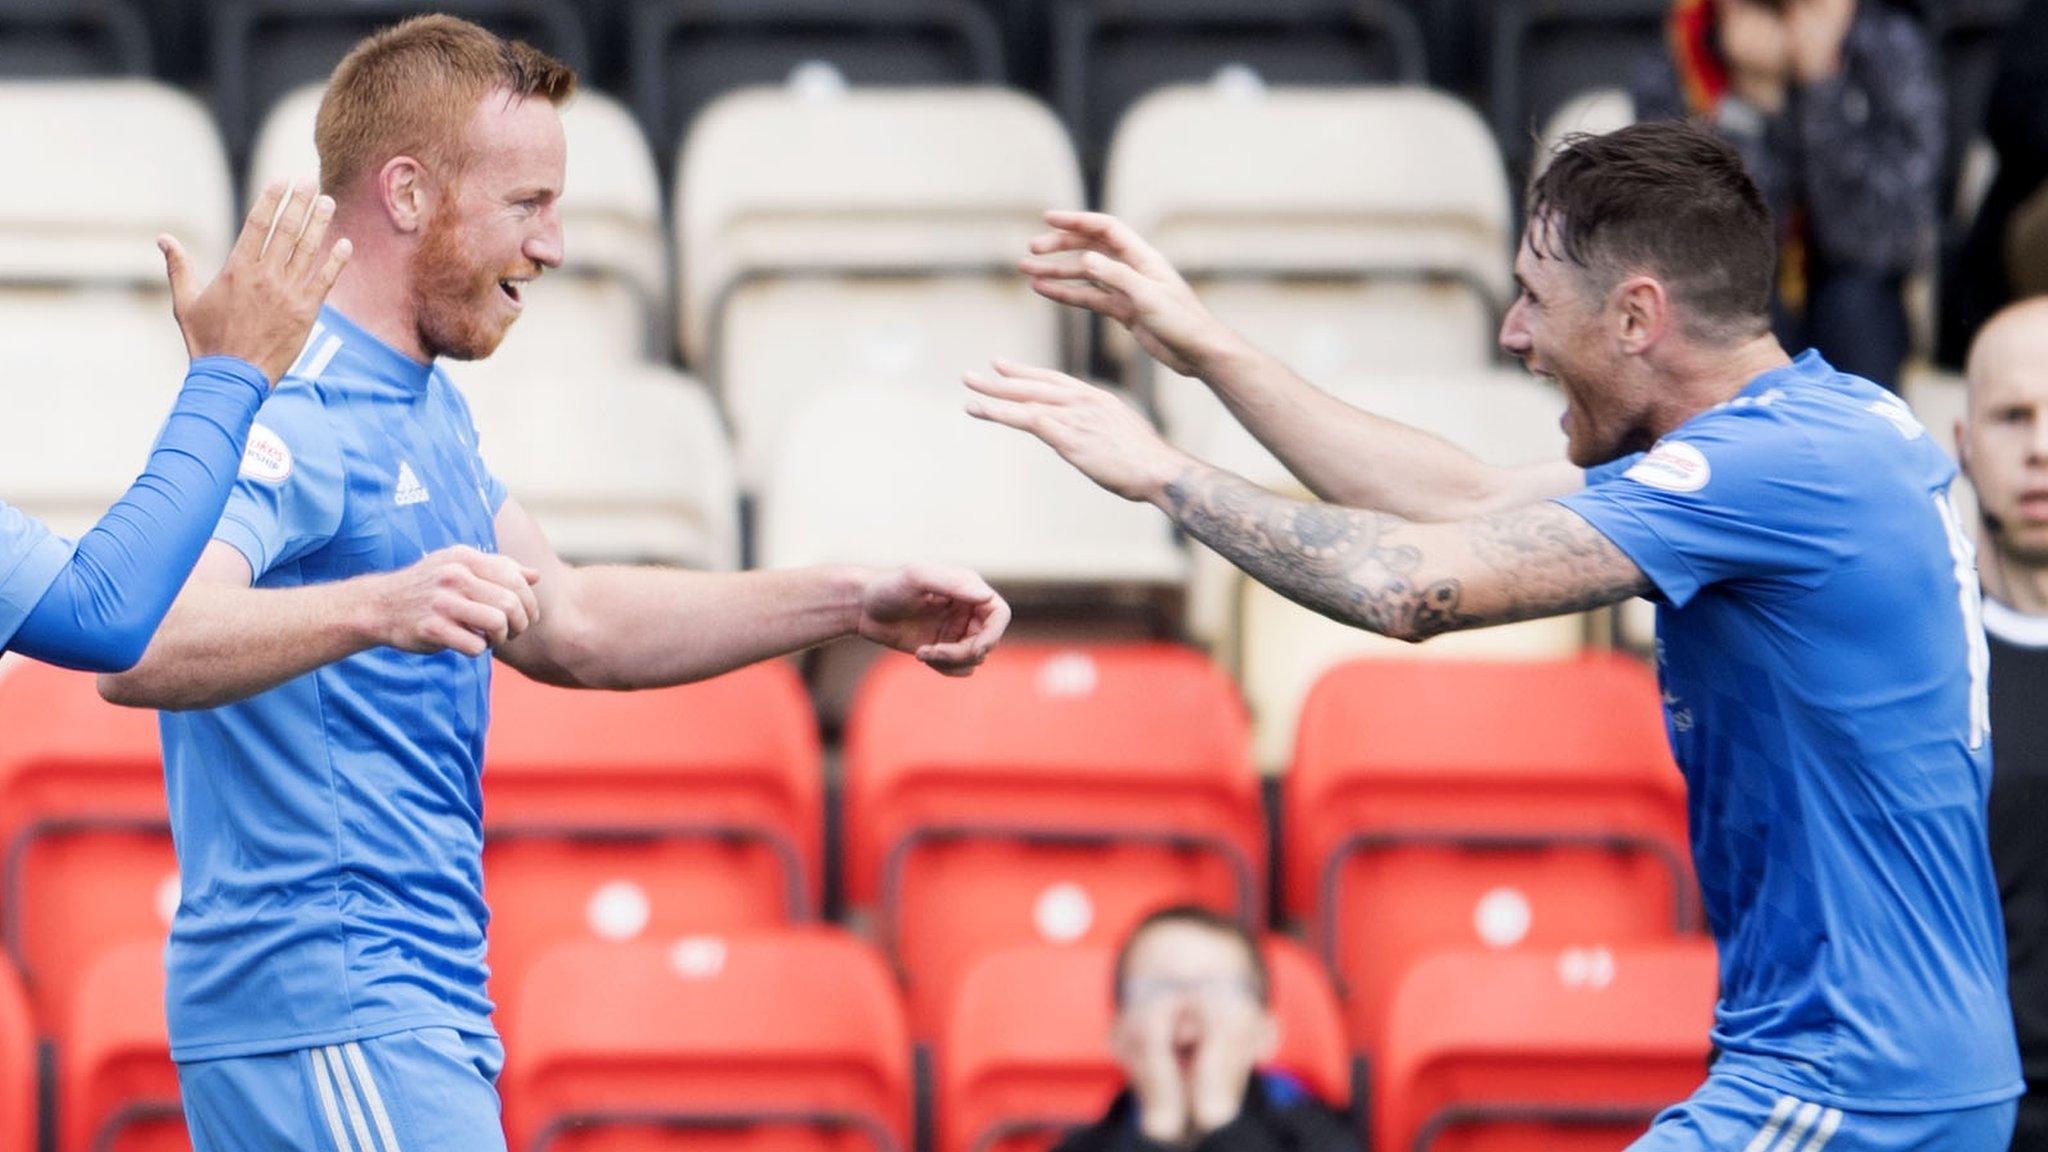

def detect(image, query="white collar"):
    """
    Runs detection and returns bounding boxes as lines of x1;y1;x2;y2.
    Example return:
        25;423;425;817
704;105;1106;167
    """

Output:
1984;597;2048;649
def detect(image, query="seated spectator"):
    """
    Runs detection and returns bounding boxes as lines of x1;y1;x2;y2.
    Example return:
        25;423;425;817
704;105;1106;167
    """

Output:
1634;0;1941;390
1960;299;2048;1151
1941;0;2048;365
1052;907;1357;1152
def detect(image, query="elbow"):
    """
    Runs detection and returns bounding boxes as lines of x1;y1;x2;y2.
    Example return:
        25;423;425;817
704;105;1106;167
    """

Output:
97;669;155;708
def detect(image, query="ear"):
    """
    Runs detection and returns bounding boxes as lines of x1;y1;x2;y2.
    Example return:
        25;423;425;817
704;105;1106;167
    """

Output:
376;155;433;234
1612;275;1669;354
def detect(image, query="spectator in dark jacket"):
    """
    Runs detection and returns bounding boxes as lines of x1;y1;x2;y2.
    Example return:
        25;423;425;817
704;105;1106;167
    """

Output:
1051;907;1357;1152
1634;0;1942;390
1941;0;2048;364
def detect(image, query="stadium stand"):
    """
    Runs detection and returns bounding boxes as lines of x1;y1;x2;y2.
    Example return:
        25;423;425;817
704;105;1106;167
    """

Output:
675;85;1080;485
842;644;1260;1038
1532;86;1633;173
209;0;590;159
631;0;1007;172
59;939;181;1152
1375;942;1718;1151
1934;0;2026;216
248;82;670;363
1283;656;1696;1056
479;663;823;1020
1486;0;1669;177
0;0;151;79
755;384;1184;589
500;927;912;1152
0;664;175;1040
0;955;32;1152
936;938;1350;1152
1179;370;1583;766
1101;85;1512;439
0;78;228;541
1046;0;1427;179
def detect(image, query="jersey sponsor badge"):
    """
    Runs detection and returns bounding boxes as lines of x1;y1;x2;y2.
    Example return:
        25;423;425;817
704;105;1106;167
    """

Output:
1624;440;1711;493
238;423;292;483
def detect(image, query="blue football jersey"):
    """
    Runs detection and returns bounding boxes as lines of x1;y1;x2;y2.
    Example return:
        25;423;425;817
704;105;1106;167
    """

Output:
1556;350;2021;1111
0;501;69;652
159;306;509;1061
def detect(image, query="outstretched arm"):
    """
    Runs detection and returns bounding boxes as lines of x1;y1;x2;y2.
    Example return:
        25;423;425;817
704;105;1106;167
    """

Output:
1018;211;1579;519
490;499;1011;690
965;363;1645;642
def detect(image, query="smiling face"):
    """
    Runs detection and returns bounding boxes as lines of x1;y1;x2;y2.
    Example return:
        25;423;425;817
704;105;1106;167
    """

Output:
409;89;565;361
1499;225;1658;468
1963;304;2048;565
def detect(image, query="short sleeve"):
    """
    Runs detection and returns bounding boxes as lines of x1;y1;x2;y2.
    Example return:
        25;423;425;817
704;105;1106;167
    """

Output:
212;386;347;580
0;502;74;651
1554;409;1847;608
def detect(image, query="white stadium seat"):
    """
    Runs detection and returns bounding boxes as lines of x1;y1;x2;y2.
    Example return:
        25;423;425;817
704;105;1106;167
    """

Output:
756;383;1183;589
1103;85;1514;445
676;86;1082;486
442;360;740;570
1183;369;1588;767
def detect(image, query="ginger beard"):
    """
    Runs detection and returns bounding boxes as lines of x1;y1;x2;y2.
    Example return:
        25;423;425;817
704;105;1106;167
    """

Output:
410;192;534;362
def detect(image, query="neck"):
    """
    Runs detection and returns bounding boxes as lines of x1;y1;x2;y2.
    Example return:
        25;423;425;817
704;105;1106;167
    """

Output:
1978;536;2048;616
1644;333;1795;443
325;206;430;364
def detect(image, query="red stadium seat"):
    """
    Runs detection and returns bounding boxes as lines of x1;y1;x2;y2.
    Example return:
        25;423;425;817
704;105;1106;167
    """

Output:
1282;655;1696;1053
843;645;1262;1037
938;937;1350;1152
480;663;821;1019
0;953;35;1152
1376;942;1717;1151
0;663;176;1037
61;939;185;1152
500;927;911;1152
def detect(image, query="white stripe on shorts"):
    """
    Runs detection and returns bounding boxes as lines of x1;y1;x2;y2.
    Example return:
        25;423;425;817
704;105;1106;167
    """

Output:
308;1047;356;1152
344;1041;405;1152
1799;1107;1845;1151
323;1046;382;1152
1743;1097;1800;1152
1771;1101;1823;1151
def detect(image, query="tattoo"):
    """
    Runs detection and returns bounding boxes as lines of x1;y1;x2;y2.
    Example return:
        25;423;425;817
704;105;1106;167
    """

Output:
1164;468;1475;640
1163;468;1649;641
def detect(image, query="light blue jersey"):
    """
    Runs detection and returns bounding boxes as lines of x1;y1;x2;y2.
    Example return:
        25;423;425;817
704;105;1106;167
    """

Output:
160;307;508;1061
1556;351;2022;1113
0;502;69;650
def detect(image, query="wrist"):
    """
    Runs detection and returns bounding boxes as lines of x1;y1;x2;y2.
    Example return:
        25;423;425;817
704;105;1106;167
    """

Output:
826;565;876;640
188;355;273;400
343;572;395;650
1185;328;1260;385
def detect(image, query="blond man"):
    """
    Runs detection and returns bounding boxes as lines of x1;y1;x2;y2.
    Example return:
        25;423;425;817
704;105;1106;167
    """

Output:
101;18;1009;1149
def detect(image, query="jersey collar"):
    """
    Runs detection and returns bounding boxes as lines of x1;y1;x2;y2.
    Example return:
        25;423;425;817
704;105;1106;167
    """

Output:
316;305;435;396
1984;597;2048;649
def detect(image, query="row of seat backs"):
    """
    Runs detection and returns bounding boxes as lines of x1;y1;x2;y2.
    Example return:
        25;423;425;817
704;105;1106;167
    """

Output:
13;929;1717;1152
0;646;1692;1056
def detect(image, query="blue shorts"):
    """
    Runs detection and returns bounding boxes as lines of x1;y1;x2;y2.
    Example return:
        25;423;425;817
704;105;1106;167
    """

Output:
176;1027;506;1152
1631;1073;2017;1152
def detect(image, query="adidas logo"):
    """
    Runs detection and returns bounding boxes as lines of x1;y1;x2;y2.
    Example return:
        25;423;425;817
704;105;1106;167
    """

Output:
394;462;430;507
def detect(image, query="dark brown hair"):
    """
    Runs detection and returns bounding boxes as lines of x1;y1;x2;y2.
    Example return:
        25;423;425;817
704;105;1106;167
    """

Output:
1111;904;1270;1007
317;14;577;193
1527;119;1776;341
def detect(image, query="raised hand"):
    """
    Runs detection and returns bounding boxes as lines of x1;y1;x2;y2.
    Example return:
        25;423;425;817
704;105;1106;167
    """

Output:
1019;210;1244;379
364;545;542;657
162;179;353;385
855;564;1010;676
964;360;1192;504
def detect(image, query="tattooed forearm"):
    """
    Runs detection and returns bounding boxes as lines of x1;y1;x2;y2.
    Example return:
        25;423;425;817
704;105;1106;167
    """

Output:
1161;467;1651;641
1163;466;1475;641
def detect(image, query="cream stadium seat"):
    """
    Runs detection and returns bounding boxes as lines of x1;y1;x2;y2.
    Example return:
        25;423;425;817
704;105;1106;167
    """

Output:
1534;87;1634;174
1183;369;1588;767
0;80;233;285
756;383;1183;589
1103;85;1514;446
444;360;740;570
676;86;1082;486
249;83;667;363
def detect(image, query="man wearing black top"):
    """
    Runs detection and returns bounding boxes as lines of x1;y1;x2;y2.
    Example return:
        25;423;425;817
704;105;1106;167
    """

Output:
1961;298;2048;1151
1052;907;1357;1152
